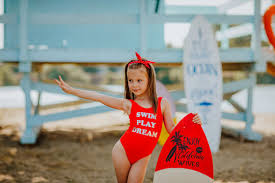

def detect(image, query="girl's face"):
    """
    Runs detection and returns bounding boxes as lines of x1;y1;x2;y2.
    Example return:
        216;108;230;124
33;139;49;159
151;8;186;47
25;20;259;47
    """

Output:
127;66;149;97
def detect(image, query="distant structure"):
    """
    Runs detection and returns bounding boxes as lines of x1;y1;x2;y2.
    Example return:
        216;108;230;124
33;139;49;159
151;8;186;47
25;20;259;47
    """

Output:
0;0;274;144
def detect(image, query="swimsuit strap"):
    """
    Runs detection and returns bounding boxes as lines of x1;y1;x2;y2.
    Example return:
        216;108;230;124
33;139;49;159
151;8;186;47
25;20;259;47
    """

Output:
130;97;162;109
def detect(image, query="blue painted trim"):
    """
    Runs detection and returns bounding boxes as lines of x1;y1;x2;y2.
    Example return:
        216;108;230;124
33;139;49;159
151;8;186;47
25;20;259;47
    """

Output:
218;0;251;13
31;82;123;98
19;0;28;61
0;49;18;61
30;105;116;127
0;14;16;24
20;72;41;144
244;73;256;131
220;24;229;49
30;14;139;24
176;104;246;122
166;6;218;15
31;82;66;94
222;112;246;121
148;14;253;24
222;124;262;141
0;13;254;24
216;23;268;42
170;78;255;101
252;0;264;72
29;48;135;62
139;0;146;53
170;90;185;101
20;126;40;144
223;77;255;94
0;48;254;63
18;0;30;72
175;104;187;113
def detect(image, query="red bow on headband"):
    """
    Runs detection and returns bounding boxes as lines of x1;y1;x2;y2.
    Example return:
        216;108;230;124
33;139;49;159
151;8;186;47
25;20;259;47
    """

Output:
128;52;155;69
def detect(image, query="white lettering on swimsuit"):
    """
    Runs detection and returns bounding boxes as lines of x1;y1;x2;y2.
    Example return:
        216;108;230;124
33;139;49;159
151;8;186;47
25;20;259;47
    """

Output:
132;111;159;138
136;112;156;119
136;120;156;128
132;127;158;138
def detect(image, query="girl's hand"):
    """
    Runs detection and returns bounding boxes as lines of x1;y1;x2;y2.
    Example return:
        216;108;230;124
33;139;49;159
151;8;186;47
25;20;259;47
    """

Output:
192;113;202;125
55;75;74;94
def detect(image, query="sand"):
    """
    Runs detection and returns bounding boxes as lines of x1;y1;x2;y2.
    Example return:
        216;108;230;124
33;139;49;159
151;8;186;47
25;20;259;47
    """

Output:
0;108;274;183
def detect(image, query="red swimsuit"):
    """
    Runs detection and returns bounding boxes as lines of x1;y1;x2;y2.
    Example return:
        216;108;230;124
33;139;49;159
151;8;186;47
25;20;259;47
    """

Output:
120;97;163;164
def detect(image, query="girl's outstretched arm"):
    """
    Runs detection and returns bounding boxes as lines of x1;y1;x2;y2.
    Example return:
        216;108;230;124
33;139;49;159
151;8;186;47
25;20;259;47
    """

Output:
55;75;130;112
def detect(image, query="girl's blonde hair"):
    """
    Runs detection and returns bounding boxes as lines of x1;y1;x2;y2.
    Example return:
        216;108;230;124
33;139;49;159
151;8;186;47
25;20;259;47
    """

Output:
124;58;158;114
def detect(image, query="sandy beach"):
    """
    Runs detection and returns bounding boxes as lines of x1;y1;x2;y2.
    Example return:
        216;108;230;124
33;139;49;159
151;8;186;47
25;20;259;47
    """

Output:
0;107;274;183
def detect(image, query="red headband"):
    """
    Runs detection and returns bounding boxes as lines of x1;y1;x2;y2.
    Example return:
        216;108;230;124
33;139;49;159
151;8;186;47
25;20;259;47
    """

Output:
128;52;155;69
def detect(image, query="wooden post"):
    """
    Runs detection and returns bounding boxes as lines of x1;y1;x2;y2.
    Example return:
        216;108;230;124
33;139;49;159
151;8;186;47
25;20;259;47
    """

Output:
243;73;262;141
252;0;264;72
140;0;146;55
18;0;30;72
18;0;40;144
221;24;229;49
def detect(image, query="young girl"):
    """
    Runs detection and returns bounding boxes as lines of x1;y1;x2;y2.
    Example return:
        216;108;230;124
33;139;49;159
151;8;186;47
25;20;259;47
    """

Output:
55;52;201;183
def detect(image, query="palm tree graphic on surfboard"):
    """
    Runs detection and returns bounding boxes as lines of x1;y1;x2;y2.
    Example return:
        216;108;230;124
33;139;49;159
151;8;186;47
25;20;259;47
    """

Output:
166;131;190;163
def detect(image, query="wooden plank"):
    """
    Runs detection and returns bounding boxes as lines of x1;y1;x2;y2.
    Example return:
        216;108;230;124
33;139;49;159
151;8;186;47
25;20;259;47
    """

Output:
216;23;268;42
31;105;116;126
166;5;218;14
18;0;30;72
223;77;255;94
31;81;124;96
227;98;246;112
39;99;91;110
0;14;16;24
147;14;253;24
23;48;255;63
263;47;275;62
0;61;255;73
252;0;264;72
29;14;138;24
218;0;251;13
222;112;246;121
0;13;254;24
0;49;18;61
140;0;146;53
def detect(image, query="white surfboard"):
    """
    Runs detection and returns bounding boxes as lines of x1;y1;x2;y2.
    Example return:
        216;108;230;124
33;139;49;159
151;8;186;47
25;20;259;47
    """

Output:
183;16;223;153
156;80;176;117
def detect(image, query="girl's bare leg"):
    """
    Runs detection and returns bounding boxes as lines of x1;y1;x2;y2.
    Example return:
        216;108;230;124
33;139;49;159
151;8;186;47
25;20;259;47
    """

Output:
112;140;131;183
127;155;151;183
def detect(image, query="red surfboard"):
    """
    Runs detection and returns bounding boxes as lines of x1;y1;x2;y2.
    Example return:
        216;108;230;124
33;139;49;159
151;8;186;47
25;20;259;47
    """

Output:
154;113;214;183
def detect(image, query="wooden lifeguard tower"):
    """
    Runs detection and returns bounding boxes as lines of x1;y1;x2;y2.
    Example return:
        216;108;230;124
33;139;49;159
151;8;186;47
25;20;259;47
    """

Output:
0;0;274;144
